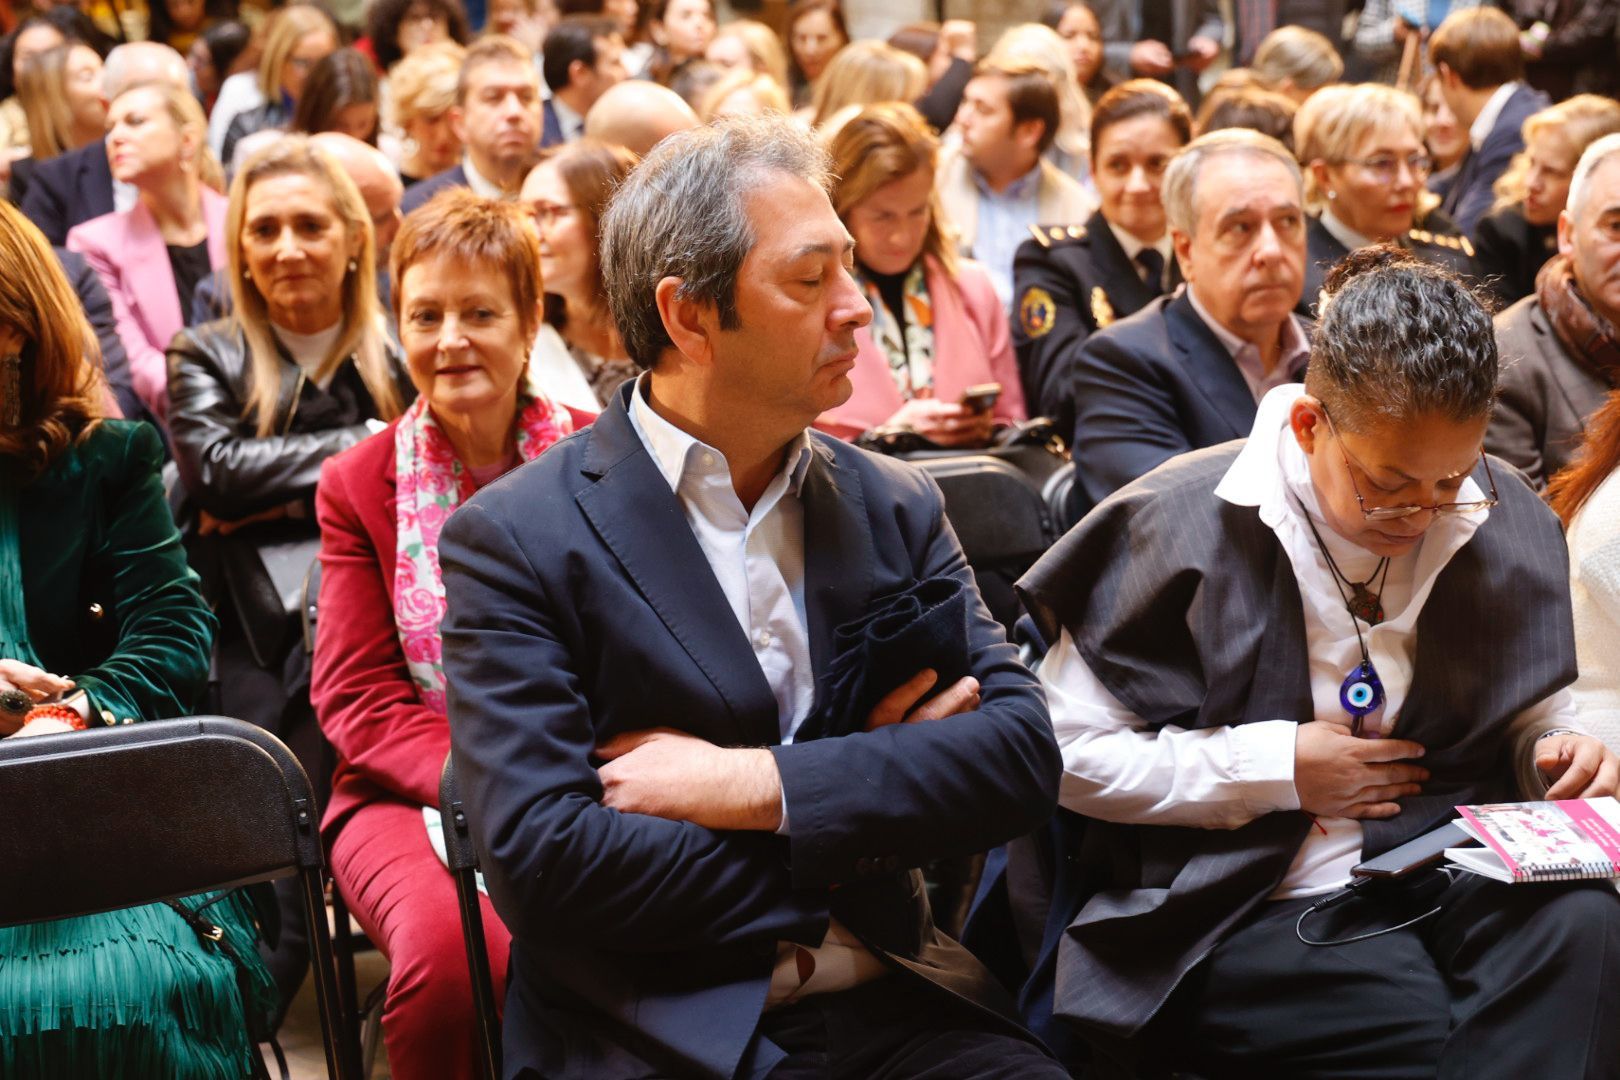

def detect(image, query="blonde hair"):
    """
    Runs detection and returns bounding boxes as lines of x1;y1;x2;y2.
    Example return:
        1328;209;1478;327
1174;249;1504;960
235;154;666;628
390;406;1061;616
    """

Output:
986;23;1090;162
1492;95;1620;211
1294;82;1422;210
386;40;466;128
226;136;401;437
17;44;85;160
114;80;226;193
1252;26;1343;96
829;102;956;276
257;4;336;99
809;41;926;130
0;201;105;477
698;69;790;121
711;19;788;90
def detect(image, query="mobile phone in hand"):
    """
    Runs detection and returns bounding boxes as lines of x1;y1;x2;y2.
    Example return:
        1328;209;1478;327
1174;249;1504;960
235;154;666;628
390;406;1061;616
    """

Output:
960;382;1001;414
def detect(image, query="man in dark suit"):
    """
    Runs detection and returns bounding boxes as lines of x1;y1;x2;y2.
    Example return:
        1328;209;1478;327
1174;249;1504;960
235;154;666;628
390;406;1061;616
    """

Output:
1431;7;1551;237
402;35;542;216
438;116;1065;1080
20;41;190;245
1089;0;1223;106
540;15;627;148
1073;128;1311;509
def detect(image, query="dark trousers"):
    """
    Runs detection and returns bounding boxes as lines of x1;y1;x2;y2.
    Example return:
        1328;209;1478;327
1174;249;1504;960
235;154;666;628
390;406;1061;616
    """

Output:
762;978;1068;1079
1155;870;1620;1080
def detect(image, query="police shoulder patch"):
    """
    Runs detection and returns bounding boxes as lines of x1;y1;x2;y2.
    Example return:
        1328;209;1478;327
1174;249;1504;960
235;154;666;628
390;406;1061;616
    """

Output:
1020;286;1057;339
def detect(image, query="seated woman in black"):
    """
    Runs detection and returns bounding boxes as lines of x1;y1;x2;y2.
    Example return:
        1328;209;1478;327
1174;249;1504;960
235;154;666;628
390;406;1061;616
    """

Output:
1021;247;1620;1078
1011;78;1191;435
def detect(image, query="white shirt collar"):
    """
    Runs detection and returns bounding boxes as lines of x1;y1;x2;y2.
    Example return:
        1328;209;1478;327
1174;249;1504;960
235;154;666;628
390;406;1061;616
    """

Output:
1106;220;1173;279
1318;207;1374;253
550;95;583;140
461;153;509;200
1469;82;1520;151
628;373;814;497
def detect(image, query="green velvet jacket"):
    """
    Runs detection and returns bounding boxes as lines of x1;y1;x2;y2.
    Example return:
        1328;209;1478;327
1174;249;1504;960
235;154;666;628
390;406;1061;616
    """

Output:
19;419;216;724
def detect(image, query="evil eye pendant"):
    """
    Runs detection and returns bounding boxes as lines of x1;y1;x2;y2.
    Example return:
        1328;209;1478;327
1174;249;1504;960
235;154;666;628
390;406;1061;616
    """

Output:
1339;660;1385;727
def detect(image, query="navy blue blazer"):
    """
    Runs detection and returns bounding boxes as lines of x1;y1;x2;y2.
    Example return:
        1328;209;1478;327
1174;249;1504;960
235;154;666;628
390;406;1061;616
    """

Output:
1441;83;1551;238
1072;290;1311;508
439;382;1060;1080
400;162;469;216
21;140;114;247
541;98;567;148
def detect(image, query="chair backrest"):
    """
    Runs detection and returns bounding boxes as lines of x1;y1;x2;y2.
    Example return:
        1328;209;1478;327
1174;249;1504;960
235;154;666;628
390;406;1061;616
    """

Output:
0;716;354;1079
440;753;502;1080
907;454;1056;567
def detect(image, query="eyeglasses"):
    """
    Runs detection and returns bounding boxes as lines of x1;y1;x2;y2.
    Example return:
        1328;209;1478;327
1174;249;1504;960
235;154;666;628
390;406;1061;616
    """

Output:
1332;153;1433;184
1321;407;1498;520
527;201;575;227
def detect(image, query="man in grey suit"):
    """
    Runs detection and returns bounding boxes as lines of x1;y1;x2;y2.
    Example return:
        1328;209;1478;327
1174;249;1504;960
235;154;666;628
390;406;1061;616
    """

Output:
1489;133;1620;490
1088;0;1223;105
1022;248;1620;1078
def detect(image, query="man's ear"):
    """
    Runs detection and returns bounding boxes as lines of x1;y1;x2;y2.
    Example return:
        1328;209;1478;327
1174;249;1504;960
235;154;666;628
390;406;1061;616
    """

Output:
654;275;714;365
1013;118;1046;157
1557;207;1574;258
567;57;589;90
1170;228;1194;282
448;105;468;144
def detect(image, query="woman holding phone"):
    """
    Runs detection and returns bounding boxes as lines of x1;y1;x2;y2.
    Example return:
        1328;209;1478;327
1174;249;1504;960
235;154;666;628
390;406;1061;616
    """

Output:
815;102;1024;446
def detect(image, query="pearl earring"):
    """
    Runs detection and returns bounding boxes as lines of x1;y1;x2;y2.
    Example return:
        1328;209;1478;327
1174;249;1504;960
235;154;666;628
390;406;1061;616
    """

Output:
347;258;358;272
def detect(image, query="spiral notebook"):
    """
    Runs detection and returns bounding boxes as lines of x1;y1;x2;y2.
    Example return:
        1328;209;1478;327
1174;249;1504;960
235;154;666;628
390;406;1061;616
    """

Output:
1445;797;1620;884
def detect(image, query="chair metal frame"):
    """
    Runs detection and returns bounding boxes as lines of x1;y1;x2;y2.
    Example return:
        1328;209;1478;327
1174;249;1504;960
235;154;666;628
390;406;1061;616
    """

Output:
0;716;355;1079
440;752;502;1080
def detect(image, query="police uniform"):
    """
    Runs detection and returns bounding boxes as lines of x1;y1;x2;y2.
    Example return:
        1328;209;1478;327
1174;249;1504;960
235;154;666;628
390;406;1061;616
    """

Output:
1473;202;1558;310
1012;209;1177;436
1299;210;1479;318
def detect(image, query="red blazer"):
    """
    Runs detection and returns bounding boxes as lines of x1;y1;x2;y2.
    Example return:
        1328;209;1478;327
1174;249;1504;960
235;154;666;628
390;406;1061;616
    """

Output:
311;407;595;836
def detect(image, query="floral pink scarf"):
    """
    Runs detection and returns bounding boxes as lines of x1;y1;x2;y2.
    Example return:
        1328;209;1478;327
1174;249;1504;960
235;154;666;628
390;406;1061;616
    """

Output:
393;392;572;712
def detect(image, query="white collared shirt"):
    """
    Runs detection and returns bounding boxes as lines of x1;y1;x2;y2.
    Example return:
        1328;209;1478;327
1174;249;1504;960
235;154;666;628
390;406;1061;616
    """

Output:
1105;220;1174;289
461;154;511;201
1469;82;1521;151
1040;384;1580;898
1319;206;1375;253
1184;287;1312;403
550;95;584;142
627;375;816;745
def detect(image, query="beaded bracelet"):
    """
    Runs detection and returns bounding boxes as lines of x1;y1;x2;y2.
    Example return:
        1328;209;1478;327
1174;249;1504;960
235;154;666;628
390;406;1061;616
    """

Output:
23;704;88;731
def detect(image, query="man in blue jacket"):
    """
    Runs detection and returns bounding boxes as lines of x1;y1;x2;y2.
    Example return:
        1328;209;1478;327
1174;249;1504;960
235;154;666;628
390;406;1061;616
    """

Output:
438;116;1065;1080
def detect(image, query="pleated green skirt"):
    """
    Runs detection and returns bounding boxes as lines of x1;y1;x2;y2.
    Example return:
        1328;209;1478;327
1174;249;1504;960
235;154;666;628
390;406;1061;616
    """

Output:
0;891;277;1080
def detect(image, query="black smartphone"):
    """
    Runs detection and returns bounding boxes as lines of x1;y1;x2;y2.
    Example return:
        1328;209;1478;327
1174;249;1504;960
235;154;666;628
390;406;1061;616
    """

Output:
960;382;1001;414
1351;822;1475;880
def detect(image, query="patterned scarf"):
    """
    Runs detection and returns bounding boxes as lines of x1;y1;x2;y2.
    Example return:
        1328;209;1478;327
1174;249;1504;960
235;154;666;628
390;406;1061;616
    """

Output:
393;391;572;711
857;262;935;399
1537;253;1620;387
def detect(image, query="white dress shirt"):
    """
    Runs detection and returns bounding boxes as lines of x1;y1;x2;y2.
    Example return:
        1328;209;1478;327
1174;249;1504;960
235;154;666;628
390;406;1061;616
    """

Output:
1469;82;1521;151
462;154;512;201
1568;467;1620;751
1041;384;1580;898
627;375;885;1006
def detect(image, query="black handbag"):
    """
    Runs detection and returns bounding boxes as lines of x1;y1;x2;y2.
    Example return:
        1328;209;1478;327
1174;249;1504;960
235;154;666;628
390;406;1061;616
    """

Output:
218;519;321;670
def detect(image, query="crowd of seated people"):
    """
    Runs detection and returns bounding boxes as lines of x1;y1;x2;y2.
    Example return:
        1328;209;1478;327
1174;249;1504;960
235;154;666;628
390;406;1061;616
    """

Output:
3;1;1620;1076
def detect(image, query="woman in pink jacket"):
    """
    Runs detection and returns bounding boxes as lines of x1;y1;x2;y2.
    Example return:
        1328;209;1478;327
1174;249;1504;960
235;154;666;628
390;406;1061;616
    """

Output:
67;81;226;421
816;101;1025;446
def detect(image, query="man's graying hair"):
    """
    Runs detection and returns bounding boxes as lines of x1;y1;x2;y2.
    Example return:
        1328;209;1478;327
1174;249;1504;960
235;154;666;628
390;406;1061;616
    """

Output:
1162;127;1301;236
600;116;833;370
1304;245;1497;433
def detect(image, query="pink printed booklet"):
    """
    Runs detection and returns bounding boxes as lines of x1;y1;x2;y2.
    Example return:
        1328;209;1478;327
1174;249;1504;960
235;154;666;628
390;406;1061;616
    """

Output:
1447;797;1620;883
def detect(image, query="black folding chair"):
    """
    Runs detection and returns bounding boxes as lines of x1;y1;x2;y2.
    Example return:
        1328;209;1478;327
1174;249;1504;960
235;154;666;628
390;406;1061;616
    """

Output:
906;453;1059;634
440;752;502;1080
0;716;354;1079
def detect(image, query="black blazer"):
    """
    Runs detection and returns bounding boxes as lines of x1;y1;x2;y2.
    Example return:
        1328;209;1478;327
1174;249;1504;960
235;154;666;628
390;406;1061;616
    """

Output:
1072;290;1310;508
438;382;1061;1080
400;162;469;216
1299;211;1478;318
1012;209;1175;436
1474;202;1557;310
541;98;567;148
20;140;114;246
1441;83;1551;237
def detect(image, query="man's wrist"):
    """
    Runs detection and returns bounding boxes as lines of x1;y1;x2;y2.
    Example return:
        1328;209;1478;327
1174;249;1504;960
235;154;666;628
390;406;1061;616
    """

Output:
724;747;784;831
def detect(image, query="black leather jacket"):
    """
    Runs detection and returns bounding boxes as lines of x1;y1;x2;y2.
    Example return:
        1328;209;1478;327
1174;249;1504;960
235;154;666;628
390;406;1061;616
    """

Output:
166;317;414;522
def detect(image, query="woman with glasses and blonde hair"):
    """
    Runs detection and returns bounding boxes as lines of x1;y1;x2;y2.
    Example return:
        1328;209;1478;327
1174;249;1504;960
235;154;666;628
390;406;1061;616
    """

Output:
817;102;1025;446
220;4;339;169
1024;244;1620;1077
67;81;225;422
1293;82;1477;317
0;197;277;1079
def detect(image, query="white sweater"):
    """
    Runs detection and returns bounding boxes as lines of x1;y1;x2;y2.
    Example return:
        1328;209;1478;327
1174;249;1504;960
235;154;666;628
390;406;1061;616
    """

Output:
1568;467;1620;752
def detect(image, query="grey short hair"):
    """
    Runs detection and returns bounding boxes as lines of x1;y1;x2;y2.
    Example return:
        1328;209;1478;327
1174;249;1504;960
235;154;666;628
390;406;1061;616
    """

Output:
1162;128;1303;236
600;116;832;370
1567;132;1620;223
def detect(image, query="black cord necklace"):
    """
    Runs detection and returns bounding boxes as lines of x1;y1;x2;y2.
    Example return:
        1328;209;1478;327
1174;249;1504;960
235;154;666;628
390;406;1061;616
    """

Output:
1295;497;1387;735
